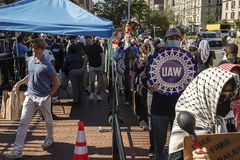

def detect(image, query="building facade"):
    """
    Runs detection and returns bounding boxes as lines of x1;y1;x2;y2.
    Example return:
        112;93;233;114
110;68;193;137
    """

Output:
145;0;164;10
172;0;222;31
222;0;240;24
164;0;175;10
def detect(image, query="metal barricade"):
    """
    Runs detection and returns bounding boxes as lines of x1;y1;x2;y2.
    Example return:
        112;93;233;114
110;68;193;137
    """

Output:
111;59;126;160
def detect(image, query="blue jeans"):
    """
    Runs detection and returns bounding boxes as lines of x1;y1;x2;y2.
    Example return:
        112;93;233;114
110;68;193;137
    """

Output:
151;115;174;160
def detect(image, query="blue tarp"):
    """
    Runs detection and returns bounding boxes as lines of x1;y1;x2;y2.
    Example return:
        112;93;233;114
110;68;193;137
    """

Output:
0;0;113;37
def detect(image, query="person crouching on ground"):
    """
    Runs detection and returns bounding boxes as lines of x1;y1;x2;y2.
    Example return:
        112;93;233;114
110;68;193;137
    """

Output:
5;38;60;159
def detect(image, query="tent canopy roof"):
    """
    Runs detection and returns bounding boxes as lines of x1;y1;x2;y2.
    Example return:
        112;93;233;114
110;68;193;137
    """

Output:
0;0;113;37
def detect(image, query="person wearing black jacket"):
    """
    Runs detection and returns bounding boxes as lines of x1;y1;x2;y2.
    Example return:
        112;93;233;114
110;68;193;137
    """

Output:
63;44;84;105
148;28;182;160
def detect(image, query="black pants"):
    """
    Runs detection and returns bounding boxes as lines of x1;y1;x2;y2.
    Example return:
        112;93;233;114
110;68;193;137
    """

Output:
135;86;148;123
124;70;130;102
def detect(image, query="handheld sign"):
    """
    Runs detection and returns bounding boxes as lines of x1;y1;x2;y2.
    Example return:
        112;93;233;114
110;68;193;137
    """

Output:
116;58;125;75
184;133;240;160
146;48;197;96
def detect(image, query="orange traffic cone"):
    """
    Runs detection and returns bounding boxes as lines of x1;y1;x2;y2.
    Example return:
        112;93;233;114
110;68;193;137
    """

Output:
73;121;89;160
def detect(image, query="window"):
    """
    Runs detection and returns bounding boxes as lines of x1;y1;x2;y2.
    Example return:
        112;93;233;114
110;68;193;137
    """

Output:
231;12;235;19
225;13;228;19
208;0;211;4
239;11;240;18
226;2;228;10
216;8;219;13
231;1;235;9
239;0;240;8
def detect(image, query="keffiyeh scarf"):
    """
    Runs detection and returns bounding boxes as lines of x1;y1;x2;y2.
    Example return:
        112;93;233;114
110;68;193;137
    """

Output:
198;39;211;64
169;67;239;154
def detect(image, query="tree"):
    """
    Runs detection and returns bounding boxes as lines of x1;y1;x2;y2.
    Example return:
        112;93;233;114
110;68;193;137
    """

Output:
131;0;150;24
203;12;215;27
92;0;127;26
147;10;170;37
166;10;177;26
92;0;150;27
234;19;240;30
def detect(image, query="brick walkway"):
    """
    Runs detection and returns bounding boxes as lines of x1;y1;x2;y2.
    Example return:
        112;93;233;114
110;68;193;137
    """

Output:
0;93;150;160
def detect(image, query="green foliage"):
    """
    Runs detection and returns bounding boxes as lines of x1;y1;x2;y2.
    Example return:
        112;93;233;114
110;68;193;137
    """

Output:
92;0;150;27
92;0;127;26
131;0;150;24
234;19;240;30
203;12;216;27
220;19;229;25
166;10;177;26
146;10;170;37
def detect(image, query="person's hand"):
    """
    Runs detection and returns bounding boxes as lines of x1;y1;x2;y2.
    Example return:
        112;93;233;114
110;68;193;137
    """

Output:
148;83;159;92
130;85;135;92
12;83;20;92
140;72;146;80
39;95;50;107
192;147;210;160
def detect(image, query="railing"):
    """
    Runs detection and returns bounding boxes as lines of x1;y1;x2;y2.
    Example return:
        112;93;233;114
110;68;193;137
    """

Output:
0;53;26;93
0;53;14;91
111;59;126;160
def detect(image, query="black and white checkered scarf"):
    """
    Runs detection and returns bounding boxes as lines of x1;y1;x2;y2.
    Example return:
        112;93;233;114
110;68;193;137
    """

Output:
169;67;239;154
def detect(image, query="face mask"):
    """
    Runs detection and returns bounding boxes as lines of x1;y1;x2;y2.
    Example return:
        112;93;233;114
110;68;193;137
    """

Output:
166;40;180;48
216;97;231;117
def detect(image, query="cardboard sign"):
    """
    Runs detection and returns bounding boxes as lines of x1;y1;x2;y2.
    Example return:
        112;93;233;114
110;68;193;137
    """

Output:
184;133;240;160
146;47;197;96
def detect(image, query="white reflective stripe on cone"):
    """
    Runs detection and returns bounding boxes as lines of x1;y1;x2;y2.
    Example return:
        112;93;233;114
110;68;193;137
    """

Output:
74;146;88;155
76;131;86;142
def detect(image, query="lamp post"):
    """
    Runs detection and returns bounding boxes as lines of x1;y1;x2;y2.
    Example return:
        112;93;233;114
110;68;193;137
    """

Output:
128;0;130;20
123;0;130;20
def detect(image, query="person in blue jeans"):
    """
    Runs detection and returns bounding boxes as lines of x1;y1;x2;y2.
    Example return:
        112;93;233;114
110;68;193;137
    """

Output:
5;38;60;159
148;28;183;160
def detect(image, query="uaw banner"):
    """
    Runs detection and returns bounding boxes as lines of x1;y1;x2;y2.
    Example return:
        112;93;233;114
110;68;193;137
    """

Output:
146;47;197;96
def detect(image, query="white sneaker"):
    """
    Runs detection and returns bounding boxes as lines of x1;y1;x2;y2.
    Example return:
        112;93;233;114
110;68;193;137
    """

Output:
89;93;95;100
41;138;54;149
97;95;102;102
5;150;22;159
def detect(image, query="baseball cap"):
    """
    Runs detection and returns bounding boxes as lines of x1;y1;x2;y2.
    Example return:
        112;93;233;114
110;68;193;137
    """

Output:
165;28;182;38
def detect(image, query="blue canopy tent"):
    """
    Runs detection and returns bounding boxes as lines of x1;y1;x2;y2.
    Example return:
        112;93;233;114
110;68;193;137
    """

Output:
0;0;113;37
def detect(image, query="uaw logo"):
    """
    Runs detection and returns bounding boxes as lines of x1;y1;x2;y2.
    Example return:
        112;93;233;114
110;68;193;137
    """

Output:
146;48;197;96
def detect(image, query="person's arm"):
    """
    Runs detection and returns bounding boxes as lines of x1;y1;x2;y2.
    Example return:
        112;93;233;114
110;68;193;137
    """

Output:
47;75;60;99
192;147;210;160
12;75;29;91
130;70;136;91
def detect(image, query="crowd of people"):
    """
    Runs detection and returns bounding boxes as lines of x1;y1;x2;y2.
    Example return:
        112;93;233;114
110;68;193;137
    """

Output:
1;25;240;159
112;26;240;160
1;33;107;159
